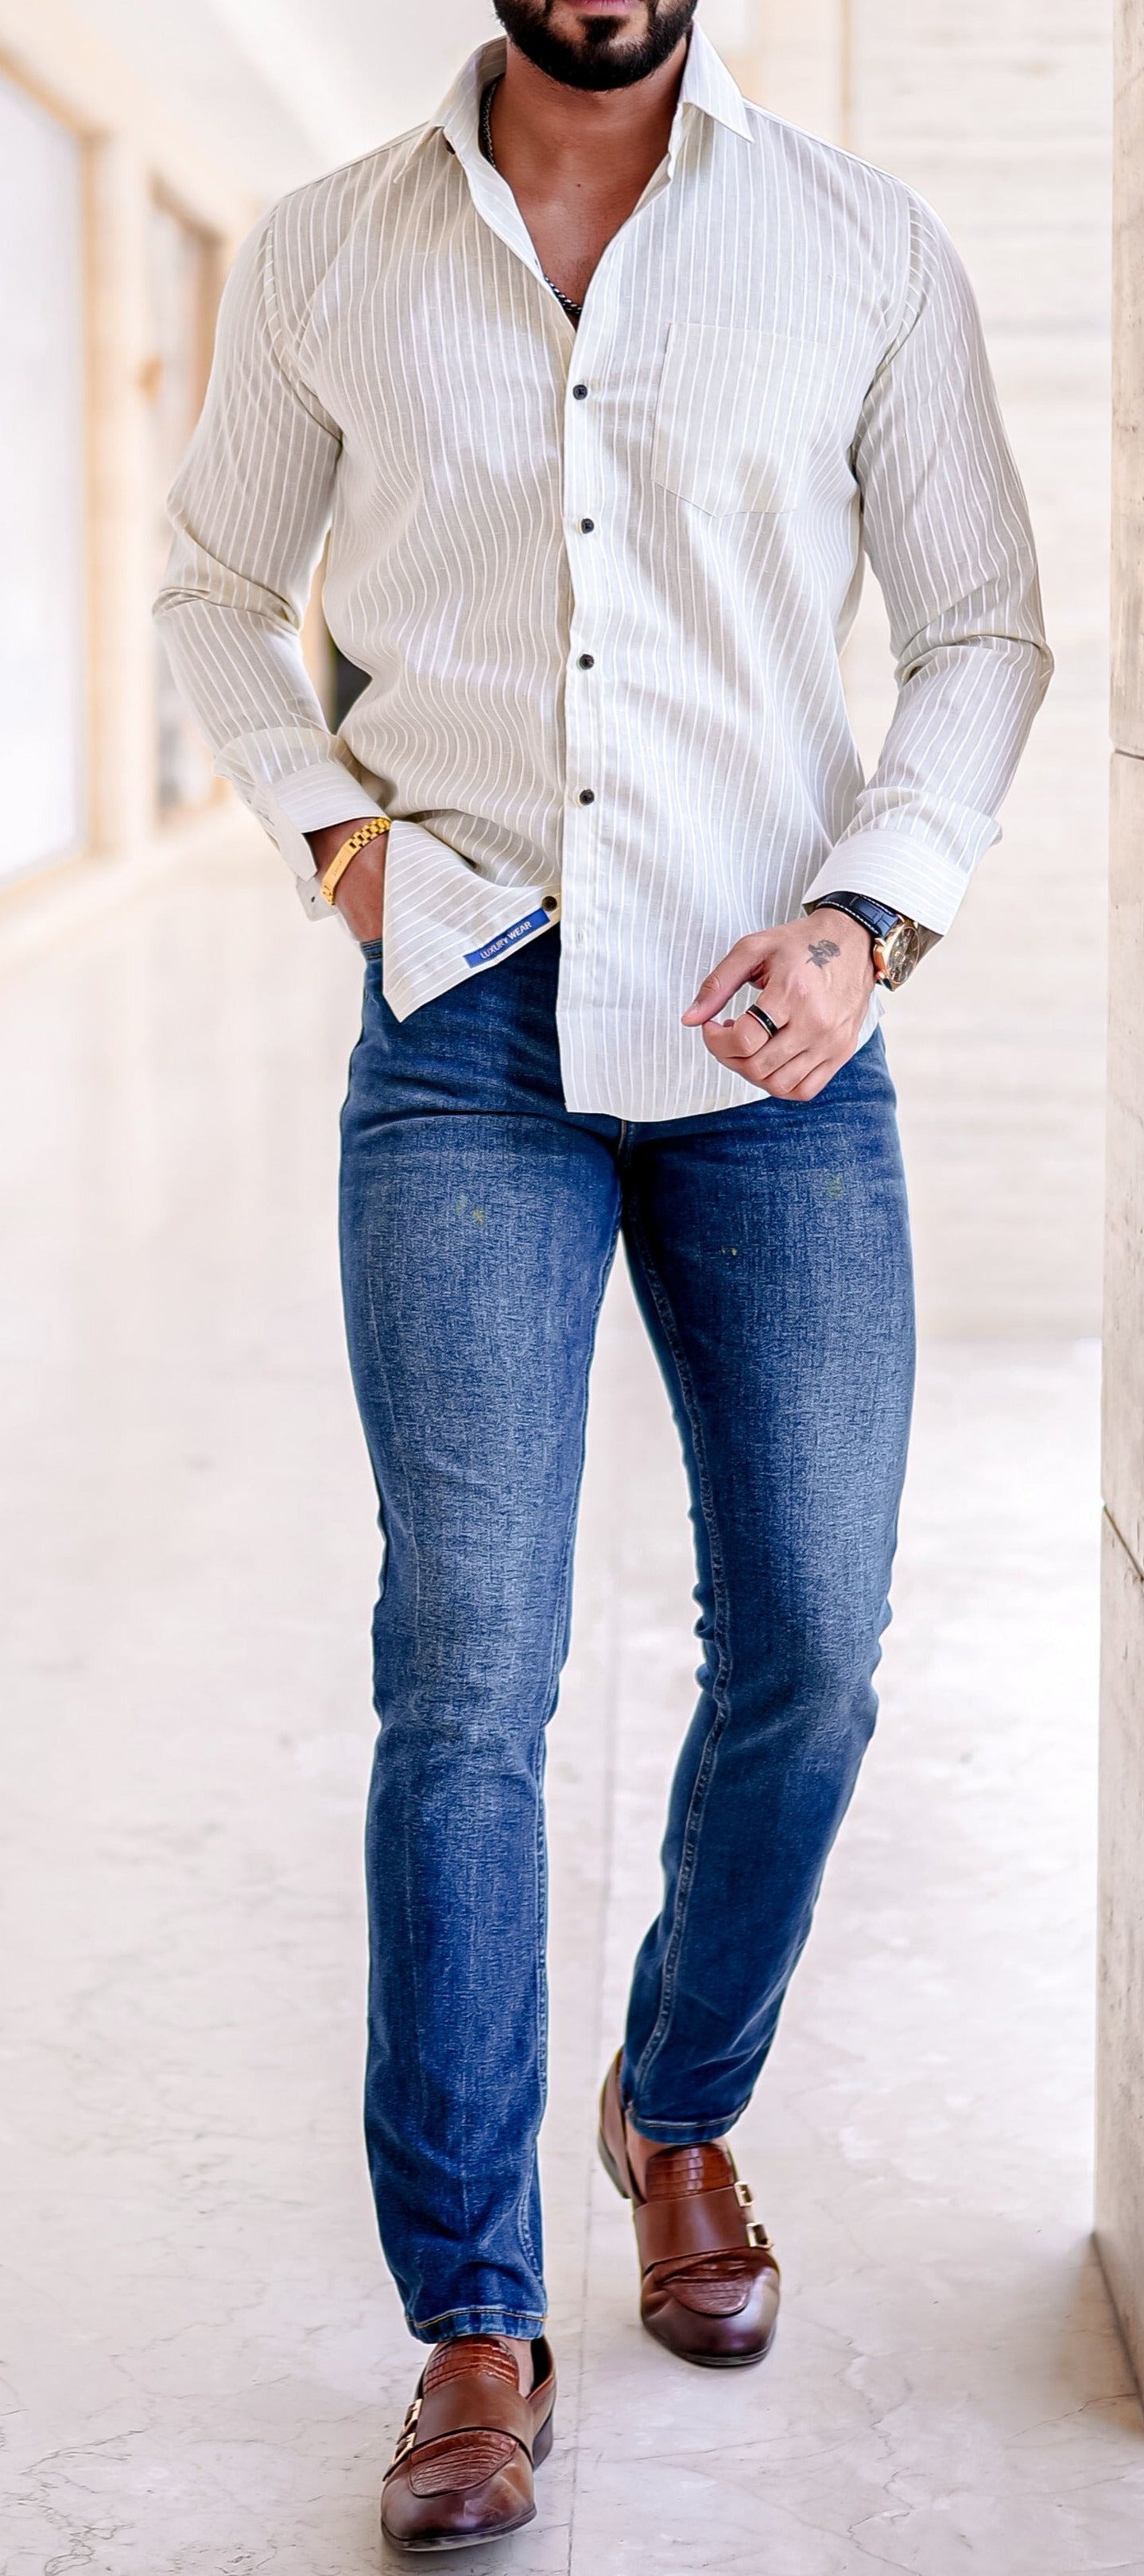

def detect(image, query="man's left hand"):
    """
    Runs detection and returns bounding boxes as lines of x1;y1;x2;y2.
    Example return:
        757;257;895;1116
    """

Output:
683;910;875;1101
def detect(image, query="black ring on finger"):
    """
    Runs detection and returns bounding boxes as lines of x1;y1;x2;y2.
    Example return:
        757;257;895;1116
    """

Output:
747;1004;781;1039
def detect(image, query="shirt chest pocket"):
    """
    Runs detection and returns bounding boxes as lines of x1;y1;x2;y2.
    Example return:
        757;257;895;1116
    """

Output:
651;324;828;518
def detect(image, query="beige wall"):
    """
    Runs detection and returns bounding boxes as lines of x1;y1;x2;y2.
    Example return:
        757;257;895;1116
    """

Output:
832;3;1111;1339
1097;0;1144;2399
719;0;849;144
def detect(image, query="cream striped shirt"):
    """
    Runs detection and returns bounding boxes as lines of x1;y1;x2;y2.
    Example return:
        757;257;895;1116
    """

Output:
156;28;1050;1121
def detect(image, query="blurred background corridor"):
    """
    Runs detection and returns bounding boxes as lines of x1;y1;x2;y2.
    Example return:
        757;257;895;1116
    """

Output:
2;2;1143;2569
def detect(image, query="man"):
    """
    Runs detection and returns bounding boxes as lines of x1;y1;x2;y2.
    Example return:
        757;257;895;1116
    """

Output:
157;0;1049;2551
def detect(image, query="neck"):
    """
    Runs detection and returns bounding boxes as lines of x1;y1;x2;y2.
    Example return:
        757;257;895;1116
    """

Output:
494;35;688;180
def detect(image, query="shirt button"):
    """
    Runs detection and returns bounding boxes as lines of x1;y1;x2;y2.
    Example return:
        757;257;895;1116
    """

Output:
577;653;595;669
578;788;595;805
572;382;588;400
580;517;595;533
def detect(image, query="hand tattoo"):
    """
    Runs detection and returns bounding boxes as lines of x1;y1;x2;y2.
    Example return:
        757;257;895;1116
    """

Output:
806;937;841;970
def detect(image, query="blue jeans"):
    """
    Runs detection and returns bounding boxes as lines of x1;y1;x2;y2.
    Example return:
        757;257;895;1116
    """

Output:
339;930;914;2343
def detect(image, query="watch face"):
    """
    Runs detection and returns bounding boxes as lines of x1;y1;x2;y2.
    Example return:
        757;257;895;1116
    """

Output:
874;919;925;989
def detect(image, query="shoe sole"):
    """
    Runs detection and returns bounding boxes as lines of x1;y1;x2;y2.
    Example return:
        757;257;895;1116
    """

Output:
382;2411;554;2555
386;2512;535;2556
597;2123;778;2372
646;2322;778;2368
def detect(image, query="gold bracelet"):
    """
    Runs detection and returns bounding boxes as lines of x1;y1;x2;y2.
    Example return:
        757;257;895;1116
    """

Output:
320;814;391;905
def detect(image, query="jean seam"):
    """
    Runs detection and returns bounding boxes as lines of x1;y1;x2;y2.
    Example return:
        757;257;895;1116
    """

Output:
622;1205;733;2111
514;1730;545;2286
538;1218;617;1725
346;1162;435;2269
356;1219;429;2157
516;1205;619;2289
355;1216;424;1690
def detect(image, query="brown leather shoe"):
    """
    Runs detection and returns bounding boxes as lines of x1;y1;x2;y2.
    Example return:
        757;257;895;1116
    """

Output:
380;2335;556;2555
599;2052;780;2368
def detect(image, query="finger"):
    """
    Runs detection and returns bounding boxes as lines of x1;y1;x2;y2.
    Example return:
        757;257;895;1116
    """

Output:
764;1044;850;1100
683;933;778;1025
785;1041;861;1102
729;990;867;1083
704;1008;804;1080
701;1007;778;1075
747;976;837;1065
700;1013;786;1078
743;998;788;1045
703;1017;827;1095
787;1065;838;1102
745;966;823;1052
738;1042;827;1098
757;1047;830;1099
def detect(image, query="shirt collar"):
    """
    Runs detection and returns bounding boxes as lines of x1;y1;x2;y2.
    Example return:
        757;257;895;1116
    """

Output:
674;23;752;139
434;22;751;168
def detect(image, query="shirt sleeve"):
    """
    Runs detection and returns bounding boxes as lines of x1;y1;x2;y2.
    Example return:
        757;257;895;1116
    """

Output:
153;211;390;907
803;192;1053;935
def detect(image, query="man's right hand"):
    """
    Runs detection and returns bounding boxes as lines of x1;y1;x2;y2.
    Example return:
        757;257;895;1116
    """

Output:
306;817;387;944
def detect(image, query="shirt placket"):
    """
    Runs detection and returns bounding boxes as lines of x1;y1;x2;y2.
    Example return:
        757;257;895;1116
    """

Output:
558;305;611;1015
556;155;674;1024
452;107;678;1038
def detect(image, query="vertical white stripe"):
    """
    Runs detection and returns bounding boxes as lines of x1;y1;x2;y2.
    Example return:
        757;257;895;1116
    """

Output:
155;27;1051;1123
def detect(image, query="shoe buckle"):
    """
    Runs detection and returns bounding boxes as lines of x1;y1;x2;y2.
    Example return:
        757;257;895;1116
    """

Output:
385;2392;422;2477
735;2177;771;2250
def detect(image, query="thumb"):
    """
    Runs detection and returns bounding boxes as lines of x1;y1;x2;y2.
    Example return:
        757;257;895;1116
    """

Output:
682;933;776;1026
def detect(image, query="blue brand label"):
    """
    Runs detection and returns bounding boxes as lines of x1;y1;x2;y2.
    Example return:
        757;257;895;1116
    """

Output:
465;907;553;969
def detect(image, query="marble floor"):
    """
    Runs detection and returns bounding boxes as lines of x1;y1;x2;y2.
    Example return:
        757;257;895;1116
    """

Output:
1;843;1142;2573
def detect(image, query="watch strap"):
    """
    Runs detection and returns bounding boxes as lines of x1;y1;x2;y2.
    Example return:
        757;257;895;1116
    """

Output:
805;891;906;942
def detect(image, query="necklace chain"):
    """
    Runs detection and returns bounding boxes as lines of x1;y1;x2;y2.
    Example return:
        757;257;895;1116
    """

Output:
479;80;583;327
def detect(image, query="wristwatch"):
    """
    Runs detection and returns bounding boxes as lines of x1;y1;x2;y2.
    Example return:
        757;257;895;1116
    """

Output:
804;892;938;991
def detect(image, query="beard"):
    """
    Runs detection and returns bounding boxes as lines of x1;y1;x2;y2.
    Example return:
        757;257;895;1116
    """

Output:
491;0;699;92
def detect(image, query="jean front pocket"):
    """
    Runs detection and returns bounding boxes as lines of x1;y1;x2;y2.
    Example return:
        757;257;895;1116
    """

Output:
651;324;830;518
359;937;384;962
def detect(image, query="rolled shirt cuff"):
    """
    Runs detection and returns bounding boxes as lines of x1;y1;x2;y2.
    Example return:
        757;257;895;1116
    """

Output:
802;830;976;937
249;757;387;918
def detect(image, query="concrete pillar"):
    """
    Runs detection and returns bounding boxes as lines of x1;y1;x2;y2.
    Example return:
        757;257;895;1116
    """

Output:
1098;0;1144;2390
